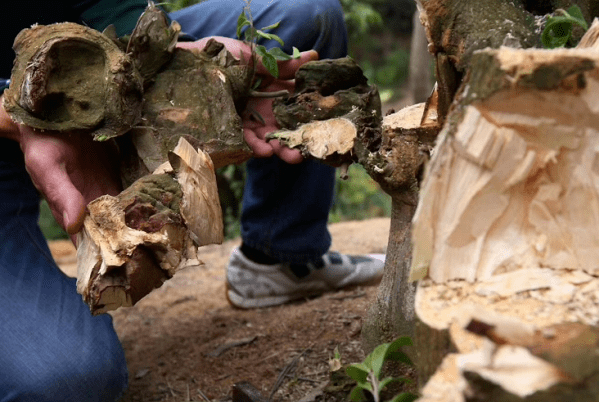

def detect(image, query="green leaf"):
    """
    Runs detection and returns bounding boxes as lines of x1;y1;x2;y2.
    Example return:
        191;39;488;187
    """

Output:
236;11;251;40
541;5;588;49
252;76;263;90
388;337;413;350
379;377;412;392
388;392;419;402
386;337;414;365
379;377;397;392
349;384;371;402
346;363;370;383
255;45;279;78
369;343;390;379
244;26;258;42
334;346;341;360
542;18;573;48
268;47;292;61
258;20;281;32
255;30;285;46
565;5;588;30
292;46;301;58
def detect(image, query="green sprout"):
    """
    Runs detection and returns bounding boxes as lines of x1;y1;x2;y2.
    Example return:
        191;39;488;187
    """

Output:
236;1;300;78
346;337;418;402
541;5;588;49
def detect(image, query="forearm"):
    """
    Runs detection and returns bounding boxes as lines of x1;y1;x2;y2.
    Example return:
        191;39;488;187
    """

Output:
0;96;19;142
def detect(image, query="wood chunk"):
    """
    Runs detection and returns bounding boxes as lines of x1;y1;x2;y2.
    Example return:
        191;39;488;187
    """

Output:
2;22;143;139
76;138;222;314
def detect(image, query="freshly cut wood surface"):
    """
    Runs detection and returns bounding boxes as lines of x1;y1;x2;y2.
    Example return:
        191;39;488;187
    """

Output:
412;29;599;401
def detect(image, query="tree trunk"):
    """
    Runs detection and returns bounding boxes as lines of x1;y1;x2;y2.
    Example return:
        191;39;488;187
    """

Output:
412;20;599;400
408;10;434;104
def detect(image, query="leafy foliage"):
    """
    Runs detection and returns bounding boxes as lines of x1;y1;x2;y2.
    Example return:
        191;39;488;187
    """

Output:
330;164;391;224
346;337;418;402
541;5;588;48
340;0;384;37
235;3;300;78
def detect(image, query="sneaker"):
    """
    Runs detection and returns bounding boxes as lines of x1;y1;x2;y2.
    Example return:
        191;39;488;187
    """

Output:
225;247;385;309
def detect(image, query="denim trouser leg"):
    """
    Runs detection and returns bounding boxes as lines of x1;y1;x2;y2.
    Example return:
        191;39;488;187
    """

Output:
171;0;348;264
0;154;128;402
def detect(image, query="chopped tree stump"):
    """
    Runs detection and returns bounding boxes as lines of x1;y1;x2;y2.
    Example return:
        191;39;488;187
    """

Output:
411;24;599;401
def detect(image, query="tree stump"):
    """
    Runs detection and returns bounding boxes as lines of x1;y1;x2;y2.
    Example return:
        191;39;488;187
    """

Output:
412;23;599;401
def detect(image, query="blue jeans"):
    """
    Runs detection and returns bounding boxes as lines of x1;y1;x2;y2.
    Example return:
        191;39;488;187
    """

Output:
171;0;348;264
0;143;128;402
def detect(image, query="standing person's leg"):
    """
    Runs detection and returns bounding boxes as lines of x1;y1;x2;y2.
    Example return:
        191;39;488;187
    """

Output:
171;0;384;309
0;145;128;402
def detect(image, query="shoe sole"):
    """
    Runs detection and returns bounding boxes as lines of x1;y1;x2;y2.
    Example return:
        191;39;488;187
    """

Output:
225;282;328;309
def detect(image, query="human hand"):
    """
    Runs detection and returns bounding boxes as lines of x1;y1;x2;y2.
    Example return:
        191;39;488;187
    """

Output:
18;125;121;237
177;37;318;164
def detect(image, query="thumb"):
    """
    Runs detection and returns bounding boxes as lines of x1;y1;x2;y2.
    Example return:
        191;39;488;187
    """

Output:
33;163;87;235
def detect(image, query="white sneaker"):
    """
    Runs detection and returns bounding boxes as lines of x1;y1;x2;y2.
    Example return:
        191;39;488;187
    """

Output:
226;247;385;309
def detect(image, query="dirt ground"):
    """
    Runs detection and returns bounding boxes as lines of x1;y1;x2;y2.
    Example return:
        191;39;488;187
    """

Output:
50;217;391;401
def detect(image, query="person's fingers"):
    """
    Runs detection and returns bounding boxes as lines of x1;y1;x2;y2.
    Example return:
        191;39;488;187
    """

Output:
269;139;303;164
243;127;274;158
19;126;121;234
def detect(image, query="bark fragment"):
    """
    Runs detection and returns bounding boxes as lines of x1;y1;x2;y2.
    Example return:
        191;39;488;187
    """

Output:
271;57;382;167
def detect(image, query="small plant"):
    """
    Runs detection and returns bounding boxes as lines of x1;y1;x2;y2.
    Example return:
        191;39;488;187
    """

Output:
541;5;588;49
236;1;300;78
346;337;417;402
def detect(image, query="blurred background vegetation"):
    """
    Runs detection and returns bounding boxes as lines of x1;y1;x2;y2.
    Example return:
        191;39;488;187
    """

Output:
40;0;418;241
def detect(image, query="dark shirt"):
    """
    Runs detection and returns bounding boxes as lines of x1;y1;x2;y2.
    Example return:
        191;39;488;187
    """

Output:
1;0;148;164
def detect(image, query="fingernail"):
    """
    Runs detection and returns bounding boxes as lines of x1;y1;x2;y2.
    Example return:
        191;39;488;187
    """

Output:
309;50;319;61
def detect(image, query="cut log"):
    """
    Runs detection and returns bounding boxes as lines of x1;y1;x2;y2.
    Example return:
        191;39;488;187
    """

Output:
411;24;599;400
77;137;222;315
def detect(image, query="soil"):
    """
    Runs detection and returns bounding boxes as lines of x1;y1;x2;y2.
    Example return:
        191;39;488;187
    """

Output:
49;217;392;401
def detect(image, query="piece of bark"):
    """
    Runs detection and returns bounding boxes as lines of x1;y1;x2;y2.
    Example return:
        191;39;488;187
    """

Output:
77;137;222;315
411;33;599;400
417;0;539;72
2;4;252;174
270;57;382;167
126;1;180;83
129;39;252;180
